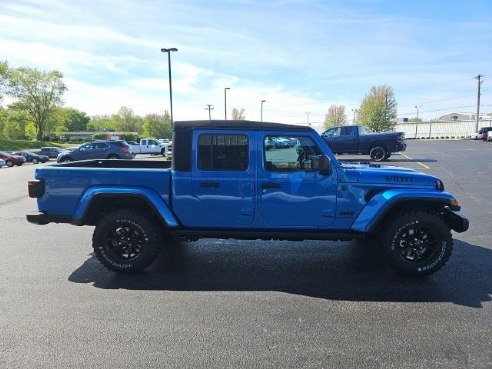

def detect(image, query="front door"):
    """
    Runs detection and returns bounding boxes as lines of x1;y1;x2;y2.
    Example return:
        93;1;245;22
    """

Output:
191;130;255;227
257;132;337;229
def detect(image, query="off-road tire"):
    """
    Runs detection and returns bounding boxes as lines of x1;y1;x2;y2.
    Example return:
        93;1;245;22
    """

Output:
92;209;163;273
380;211;452;277
369;146;387;162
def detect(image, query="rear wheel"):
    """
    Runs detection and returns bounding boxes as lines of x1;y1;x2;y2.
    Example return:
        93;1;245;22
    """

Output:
379;211;452;277
92;210;163;273
32;158;39;164
370;146;387;162
107;154;119;159
61;157;72;163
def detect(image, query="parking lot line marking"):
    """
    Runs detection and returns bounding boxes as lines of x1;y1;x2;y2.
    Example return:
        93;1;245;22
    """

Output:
402;153;430;169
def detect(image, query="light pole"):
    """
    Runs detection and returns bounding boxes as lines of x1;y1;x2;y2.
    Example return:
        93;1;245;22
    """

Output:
160;47;178;125
261;100;266;122
414;105;421;120
205;104;214;121
305;111;311;127
352;108;358;124
224;87;230;120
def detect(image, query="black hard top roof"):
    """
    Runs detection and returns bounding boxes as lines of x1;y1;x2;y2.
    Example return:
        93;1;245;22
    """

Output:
174;120;312;132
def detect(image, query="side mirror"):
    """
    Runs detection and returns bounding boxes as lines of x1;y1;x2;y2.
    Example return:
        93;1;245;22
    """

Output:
318;155;331;175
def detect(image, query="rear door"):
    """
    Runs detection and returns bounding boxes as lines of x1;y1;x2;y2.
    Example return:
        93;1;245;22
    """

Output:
191;130;255;227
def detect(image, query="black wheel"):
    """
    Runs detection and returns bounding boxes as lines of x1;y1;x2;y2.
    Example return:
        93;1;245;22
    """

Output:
107;154;119;159
92;210;163;273
62;157;72;163
6;160;13;167
369;146;387;162
32;158;39;164
380;211;452;277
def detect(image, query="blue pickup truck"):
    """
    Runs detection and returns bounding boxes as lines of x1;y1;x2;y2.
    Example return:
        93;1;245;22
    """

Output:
321;125;406;161
27;120;468;276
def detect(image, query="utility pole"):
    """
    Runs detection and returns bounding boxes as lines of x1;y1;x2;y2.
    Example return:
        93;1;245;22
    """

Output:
305;111;311;127
205;104;214;121
475;74;483;133
224;87;230;120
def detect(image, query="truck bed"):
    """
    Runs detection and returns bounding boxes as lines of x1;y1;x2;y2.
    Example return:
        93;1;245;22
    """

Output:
33;160;172;219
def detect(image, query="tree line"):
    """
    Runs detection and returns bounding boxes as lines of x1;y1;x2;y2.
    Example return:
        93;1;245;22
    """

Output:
323;85;398;132
1;60;400;142
0;61;172;141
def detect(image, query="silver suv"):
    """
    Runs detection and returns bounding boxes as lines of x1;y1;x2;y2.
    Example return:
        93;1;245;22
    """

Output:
57;140;134;162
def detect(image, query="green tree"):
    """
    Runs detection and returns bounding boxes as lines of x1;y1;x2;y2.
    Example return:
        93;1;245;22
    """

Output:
1;106;31;139
65;108;90;132
357;85;397;132
323;104;347;128
114;106;142;132
141;111;172;138
0;61;9;103
231;107;246;120
88;115;118;132
2;65;67;140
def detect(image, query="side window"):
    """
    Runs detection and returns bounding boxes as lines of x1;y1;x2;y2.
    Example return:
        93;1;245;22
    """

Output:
198;134;248;171
324;127;341;137
79;143;93;152
94;143;108;150
264;135;321;171
340;126;354;136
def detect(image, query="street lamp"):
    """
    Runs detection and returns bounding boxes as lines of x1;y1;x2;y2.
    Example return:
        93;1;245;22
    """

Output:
261;100;266;122
352;108;358;124
160;47;178;125
414;105;421;120
224;87;230;120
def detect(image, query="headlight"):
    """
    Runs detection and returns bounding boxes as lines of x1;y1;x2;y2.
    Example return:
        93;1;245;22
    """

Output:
436;179;445;191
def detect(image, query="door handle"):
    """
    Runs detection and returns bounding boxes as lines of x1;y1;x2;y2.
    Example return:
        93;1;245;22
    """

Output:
200;182;220;188
261;182;281;189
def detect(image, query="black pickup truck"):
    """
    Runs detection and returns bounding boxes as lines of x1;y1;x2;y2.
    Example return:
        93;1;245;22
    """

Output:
321;125;406;161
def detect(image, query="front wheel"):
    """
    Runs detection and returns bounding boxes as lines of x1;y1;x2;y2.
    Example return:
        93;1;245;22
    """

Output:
6;160;13;167
92;210;163;273
32;158;39;164
379;211;452;277
369;146;387;162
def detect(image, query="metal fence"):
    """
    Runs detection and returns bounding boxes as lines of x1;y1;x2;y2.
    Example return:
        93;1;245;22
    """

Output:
396;120;492;139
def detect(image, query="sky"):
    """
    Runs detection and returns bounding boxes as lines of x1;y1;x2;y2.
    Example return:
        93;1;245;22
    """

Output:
1;0;491;129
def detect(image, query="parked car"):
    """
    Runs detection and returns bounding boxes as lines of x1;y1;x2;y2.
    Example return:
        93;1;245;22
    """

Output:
477;127;492;140
10;151;49;164
56;140;134;163
321;125;406;162
0;158;5;168
36;147;68;158
127;138;169;156
0;151;27;167
487;131;492;142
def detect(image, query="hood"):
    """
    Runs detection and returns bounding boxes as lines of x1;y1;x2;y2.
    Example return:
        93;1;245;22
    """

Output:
340;163;441;189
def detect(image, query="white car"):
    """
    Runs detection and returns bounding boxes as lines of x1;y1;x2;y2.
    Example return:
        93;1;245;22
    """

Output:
487;131;492;142
0;158;5;167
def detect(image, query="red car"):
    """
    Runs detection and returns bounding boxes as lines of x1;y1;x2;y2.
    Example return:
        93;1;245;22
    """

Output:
0;151;27;167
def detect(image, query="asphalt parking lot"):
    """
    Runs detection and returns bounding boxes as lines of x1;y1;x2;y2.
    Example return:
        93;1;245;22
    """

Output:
0;141;491;368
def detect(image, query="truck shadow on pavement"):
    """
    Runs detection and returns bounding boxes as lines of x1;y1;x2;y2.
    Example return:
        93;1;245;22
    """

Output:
69;239;491;308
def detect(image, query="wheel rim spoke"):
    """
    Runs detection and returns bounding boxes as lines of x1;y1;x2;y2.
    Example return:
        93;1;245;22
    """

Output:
397;225;437;263
106;224;146;261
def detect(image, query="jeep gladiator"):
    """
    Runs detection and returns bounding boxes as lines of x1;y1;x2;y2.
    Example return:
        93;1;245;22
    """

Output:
27;120;468;276
321;125;406;161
